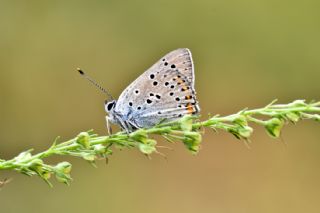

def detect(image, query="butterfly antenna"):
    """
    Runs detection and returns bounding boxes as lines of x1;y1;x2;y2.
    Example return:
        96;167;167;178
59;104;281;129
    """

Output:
77;68;114;101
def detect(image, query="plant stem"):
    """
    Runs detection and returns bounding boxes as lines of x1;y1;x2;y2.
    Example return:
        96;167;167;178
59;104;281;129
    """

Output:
0;99;319;186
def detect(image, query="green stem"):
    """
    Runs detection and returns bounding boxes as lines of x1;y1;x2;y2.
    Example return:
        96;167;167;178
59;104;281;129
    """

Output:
0;99;319;186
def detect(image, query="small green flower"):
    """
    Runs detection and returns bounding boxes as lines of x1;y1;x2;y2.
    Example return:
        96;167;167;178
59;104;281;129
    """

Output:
54;162;72;185
41;170;52;180
55;173;72;185
232;115;248;127
183;131;202;154
264;118;284;138
28;159;44;174
82;153;96;161
93;144;106;154
14;150;32;162
55;161;72;174
290;100;307;107
76;132;90;148
130;129;148;143
238;126;253;139
138;139;157;155
179;115;193;131
285;112;300;123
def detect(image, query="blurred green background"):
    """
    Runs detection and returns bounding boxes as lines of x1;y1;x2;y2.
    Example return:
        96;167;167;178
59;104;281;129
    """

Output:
0;0;319;212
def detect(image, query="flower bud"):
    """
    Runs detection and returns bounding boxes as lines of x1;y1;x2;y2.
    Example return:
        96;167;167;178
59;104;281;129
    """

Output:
55;173;72;185
55;161;72;174
54;162;72;185
183;131;202;154
28;159;44;174
14;151;32;162
286;112;300;123
264;118;284;138
232;115;248;127
82;153;95;161
290;100;307;107
93;144;106;154
179;115;193;131
130;129;148;143
238;126;253;139
76;132;90;148
139;139;157;155
42;171;52;180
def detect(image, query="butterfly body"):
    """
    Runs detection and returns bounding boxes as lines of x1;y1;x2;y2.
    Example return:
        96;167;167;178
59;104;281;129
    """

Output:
105;48;200;133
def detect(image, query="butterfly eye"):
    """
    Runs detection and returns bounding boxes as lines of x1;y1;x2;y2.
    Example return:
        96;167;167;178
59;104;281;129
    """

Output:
105;100;116;111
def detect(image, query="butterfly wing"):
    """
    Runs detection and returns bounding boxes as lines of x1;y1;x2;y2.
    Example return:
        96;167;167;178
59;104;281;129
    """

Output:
114;48;200;128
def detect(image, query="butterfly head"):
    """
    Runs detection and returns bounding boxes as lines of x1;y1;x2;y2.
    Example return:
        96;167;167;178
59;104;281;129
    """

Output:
104;99;119;126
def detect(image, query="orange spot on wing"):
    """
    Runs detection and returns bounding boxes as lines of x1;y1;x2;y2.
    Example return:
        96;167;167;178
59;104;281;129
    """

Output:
176;76;196;114
186;103;194;114
177;77;188;91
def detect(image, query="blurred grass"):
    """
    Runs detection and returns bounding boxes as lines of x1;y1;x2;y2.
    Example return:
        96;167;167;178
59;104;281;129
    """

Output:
0;0;319;212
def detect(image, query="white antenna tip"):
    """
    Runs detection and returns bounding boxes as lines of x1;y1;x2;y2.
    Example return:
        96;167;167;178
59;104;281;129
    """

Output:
77;68;84;75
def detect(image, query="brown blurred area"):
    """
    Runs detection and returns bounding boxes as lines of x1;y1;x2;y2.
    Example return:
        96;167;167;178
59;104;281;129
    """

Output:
0;1;320;212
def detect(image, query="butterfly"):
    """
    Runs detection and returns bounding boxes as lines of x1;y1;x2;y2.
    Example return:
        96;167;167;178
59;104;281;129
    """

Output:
78;48;200;133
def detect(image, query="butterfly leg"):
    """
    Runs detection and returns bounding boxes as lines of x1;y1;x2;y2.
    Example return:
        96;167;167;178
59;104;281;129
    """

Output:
116;117;130;134
105;116;113;135
127;120;140;132
122;122;130;134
